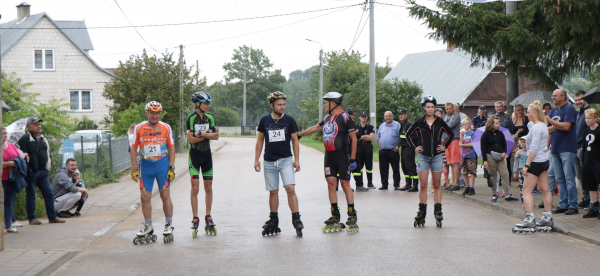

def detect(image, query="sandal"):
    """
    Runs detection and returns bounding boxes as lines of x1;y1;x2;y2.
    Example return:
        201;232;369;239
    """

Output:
6;228;19;233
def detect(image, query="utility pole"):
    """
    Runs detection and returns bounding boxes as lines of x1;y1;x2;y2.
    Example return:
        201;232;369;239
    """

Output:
319;48;324;122
196;60;199;87
243;71;247;127
505;2;519;114
369;0;376;130
179;45;184;153
0;13;5;251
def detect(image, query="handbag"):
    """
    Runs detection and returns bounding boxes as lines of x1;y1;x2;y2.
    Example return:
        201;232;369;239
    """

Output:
490;151;503;161
484;168;493;187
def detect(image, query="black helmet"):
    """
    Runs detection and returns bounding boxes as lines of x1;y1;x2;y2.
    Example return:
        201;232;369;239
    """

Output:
323;92;343;105
267;91;287;104
191;92;212;103
421;95;437;107
346;107;355;115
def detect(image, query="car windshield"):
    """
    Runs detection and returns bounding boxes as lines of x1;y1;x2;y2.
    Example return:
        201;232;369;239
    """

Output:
70;133;102;143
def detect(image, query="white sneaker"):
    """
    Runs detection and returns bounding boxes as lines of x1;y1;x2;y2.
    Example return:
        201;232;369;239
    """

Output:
12;221;23;227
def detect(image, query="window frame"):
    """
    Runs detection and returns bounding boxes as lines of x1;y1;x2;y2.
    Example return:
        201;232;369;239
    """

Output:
33;49;56;71
69;90;93;112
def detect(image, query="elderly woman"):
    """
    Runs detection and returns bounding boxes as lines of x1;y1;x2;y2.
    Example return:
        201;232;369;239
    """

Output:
2;127;23;233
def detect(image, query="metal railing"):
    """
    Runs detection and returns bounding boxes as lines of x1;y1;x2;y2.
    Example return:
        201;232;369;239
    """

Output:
109;135;131;174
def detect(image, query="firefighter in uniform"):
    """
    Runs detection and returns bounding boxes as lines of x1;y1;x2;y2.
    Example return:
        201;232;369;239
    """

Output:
353;112;375;192
397;109;419;192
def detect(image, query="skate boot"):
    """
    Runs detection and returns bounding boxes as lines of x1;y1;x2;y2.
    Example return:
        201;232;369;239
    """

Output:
322;207;345;232
536;211;555;232
163;222;175;243
133;223;157;245
205;215;217;235
346;207;359;233
292;212;304;237
399;179;412;191
191;217;200;238
414;203;427;227
582;201;599;218
434;203;443;228
407;179;419;192
262;212;281;236
512;212;536;234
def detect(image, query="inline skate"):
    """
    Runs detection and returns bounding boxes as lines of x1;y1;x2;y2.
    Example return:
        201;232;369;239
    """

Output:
414;203;426;227
536;211;555;232
262;212;281;236
322;207;345;232
163;222;175;243
191;217;199;238
346;207;359;233
434;203;443;228
133;223;157;245
205;215;217;235
512;212;536;234
292;212;304;237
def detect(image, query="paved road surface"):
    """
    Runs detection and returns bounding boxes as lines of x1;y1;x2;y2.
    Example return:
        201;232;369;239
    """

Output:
53;137;600;275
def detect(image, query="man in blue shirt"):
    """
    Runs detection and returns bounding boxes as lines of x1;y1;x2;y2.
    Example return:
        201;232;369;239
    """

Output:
471;105;488;130
574;90;591;208
377;111;401;190
547;89;579;215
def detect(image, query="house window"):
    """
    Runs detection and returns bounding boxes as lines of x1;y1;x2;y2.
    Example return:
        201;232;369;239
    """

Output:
33;49;54;70
70;90;92;111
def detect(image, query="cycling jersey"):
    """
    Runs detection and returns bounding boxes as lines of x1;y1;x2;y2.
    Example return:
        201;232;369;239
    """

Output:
131;121;175;161
319;109;356;153
187;112;216;152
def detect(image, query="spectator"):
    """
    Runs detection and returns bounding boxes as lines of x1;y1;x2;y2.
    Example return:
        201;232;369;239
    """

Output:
455;103;467;188
435;108;450;188
539;102;557;208
581;109;600;218
547;88;579;215
574;90;591;209
513;137;528;204
17;117;65;225
72;169;87;216
494;101;512;187
397;109;418;192
456;103;468;121
442;103;461;191
481;116;519;202
472;105;488;130
509;103;530;185
459;117;477;195
2;127;25;233
543;103;552;115
377;111;401;190
51;158;88;218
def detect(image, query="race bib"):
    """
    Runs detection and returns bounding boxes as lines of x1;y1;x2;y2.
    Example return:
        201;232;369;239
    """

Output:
195;123;209;133
268;129;285;142
144;144;160;157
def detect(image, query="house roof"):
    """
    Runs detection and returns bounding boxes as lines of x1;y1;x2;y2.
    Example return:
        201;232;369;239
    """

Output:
384;48;497;105
0;13;114;77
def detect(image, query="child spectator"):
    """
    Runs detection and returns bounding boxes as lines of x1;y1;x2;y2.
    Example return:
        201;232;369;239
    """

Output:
513;137;528;206
459;117;477;195
72;169;87;216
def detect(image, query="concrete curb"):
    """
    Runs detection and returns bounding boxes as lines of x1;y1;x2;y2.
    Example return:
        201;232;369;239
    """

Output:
21;250;80;276
444;189;600;246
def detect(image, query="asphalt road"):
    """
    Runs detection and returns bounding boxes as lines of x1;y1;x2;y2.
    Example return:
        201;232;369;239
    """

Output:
53;137;600;276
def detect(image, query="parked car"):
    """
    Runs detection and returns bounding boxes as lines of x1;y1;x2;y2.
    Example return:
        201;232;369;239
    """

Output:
59;130;113;154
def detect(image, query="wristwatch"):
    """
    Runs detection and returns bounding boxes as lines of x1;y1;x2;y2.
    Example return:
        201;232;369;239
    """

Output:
169;166;175;170
523;164;530;168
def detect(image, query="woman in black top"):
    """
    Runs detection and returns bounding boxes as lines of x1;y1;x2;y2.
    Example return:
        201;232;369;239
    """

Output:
481;116;518;202
508;103;529;186
581;108;600;218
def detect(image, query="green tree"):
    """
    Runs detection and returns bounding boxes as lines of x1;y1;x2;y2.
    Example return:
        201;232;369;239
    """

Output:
209;106;241;127
1;71;32;110
590;67;600;89
75;115;98;130
102;49;200;130
406;0;600;83
110;103;150;137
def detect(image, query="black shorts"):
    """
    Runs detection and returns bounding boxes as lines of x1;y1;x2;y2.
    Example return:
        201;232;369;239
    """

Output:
582;162;600;192
528;160;549;177
189;149;213;180
324;151;350;180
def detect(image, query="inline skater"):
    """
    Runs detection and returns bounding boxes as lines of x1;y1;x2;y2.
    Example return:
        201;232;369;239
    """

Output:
406;96;453;228
298;92;359;233
187;92;219;237
130;101;176;244
254;91;304;237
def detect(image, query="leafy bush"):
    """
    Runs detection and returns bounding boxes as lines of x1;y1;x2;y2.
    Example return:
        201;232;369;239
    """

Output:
209;106;241;126
76;115;98;130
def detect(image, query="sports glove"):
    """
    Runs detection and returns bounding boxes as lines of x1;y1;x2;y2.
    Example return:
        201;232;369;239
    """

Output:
349;159;357;170
167;167;175;181
131;169;140;182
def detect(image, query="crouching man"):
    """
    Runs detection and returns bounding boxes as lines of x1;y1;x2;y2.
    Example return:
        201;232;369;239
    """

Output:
52;158;88;218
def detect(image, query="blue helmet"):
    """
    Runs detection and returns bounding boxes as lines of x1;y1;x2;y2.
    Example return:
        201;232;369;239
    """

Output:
421;95;437;107
191;92;212;103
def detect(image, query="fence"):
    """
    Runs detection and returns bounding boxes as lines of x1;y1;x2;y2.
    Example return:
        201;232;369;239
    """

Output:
219;126;257;136
109;136;131;174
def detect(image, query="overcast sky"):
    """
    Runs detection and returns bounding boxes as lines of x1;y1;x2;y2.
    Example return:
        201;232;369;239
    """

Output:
1;0;444;83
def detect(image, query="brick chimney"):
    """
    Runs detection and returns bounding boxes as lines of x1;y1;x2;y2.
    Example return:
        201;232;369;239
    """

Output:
17;2;31;22
447;42;456;52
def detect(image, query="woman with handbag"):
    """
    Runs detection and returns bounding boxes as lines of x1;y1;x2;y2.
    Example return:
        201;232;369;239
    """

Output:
2;127;23;233
481;116;519;203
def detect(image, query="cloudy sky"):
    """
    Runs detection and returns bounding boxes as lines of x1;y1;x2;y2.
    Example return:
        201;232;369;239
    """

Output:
1;0;444;83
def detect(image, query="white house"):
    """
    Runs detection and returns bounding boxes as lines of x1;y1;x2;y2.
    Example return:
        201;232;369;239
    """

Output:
0;3;115;124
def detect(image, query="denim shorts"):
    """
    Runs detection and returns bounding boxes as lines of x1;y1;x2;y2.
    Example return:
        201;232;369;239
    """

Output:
264;156;296;191
417;153;444;173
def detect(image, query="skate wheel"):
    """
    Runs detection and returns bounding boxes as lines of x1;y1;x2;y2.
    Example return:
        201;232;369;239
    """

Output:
133;237;140;245
164;236;168;243
512;228;517;233
436;220;442;228
322;225;328;233
146;236;152;243
262;230;267;236
193;229;198;238
213;227;217;235
296;229;303;237
152;235;157;242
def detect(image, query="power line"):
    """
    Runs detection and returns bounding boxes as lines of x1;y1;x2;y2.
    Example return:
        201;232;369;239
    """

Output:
0;4;364;30
325;11;370;72
373;2;409;9
112;0;157;52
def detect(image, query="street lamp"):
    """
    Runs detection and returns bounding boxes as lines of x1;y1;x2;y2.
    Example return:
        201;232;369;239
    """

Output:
306;39;324;122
